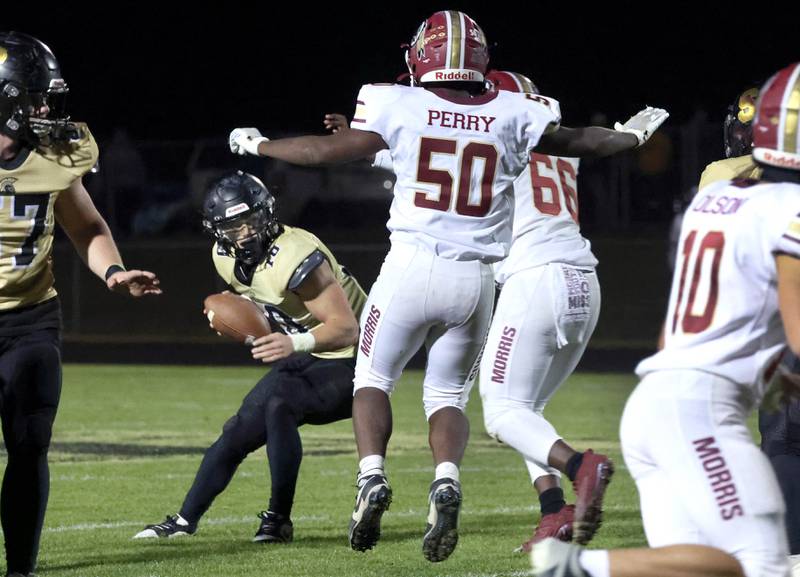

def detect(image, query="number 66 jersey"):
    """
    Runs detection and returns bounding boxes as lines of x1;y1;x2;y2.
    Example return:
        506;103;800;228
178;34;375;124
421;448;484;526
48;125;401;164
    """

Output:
637;177;800;395
352;83;560;262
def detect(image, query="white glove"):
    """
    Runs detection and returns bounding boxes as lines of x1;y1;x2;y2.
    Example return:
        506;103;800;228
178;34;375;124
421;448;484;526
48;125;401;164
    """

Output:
229;127;269;156
614;106;669;146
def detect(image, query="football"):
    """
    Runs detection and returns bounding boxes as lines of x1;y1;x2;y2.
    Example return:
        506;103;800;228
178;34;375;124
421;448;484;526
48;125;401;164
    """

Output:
203;292;271;345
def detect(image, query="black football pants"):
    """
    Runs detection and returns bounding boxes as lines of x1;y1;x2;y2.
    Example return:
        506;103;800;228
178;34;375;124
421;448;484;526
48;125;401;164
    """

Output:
760;401;800;555
180;353;354;522
0;328;61;575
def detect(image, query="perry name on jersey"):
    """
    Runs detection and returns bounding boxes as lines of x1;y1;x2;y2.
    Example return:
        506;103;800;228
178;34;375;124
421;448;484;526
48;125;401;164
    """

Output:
637;178;800;394
0;123;98;310
495;154;597;283
352;83;561;263
212;225;367;360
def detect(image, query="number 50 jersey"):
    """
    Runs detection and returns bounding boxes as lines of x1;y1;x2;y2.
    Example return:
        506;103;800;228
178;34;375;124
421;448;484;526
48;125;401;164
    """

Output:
0;124;99;310
352;83;560;263
637;178;800;394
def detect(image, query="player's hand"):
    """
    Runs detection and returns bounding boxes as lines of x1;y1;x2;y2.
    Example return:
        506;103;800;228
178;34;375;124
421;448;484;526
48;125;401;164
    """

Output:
251;333;294;363
614;106;669;146
229;127;269;156
107;270;162;297
324;113;350;133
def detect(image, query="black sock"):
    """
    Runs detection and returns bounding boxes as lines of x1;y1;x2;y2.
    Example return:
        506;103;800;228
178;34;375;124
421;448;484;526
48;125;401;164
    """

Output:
538;487;566;516
565;452;584;482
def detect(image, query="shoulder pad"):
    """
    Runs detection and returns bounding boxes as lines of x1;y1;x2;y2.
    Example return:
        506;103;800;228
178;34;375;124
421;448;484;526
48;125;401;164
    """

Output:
287;249;326;291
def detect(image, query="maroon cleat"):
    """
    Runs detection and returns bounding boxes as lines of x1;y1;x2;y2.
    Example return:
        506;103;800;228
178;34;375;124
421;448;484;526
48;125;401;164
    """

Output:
518;504;574;554
572;450;614;545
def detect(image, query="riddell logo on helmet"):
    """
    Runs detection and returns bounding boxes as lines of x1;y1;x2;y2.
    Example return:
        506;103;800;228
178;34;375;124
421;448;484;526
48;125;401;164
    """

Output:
225;203;250;218
763;151;800;169
434;70;478;81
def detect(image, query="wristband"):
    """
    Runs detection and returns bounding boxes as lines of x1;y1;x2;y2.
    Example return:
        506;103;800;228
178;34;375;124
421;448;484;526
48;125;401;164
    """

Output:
104;264;126;281
289;332;316;353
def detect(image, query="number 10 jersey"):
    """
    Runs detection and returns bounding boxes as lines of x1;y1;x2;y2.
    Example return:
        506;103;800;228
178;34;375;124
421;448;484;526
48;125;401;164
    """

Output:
636;178;800;392
352;83;561;263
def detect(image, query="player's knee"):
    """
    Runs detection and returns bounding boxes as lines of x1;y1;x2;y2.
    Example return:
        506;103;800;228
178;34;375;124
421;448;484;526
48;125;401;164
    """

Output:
218;415;251;455
265;386;298;421
12;413;55;456
481;399;528;439
423;387;468;420
353;369;394;396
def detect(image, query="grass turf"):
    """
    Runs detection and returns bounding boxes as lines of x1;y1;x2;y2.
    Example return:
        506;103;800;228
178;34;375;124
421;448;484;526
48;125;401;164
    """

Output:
13;365;649;576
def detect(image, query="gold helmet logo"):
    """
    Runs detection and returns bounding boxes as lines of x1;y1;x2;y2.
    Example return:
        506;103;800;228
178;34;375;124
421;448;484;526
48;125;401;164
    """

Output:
737;88;759;124
0;47;7;65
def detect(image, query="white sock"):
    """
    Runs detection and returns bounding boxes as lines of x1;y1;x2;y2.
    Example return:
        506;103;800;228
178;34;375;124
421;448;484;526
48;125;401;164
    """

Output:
358;455;385;482
580;550;610;577
434;461;460;483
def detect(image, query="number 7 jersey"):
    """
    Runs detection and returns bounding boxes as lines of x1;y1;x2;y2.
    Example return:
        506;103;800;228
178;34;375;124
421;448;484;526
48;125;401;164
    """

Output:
0;124;99;310
636;178;800;392
352;83;560;262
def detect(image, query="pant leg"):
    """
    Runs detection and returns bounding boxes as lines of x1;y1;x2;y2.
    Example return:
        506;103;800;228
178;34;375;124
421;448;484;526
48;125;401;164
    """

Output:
262;355;355;516
0;329;61;575
480;265;600;480
179;364;285;522
622;371;790;577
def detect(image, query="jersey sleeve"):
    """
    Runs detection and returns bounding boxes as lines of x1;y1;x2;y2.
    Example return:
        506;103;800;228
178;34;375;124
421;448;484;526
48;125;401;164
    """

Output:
522;94;562;154
351;84;402;144
270;230;321;292
38;122;100;180
698;156;758;191
211;244;234;283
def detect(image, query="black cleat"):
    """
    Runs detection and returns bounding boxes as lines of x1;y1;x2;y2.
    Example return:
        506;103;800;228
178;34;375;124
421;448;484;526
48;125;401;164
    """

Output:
253;510;293;543
349;474;392;552
422;478;462;562
133;514;196;539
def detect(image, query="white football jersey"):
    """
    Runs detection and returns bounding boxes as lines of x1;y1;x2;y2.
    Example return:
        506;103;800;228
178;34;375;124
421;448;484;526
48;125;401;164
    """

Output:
494;154;597;283
636;178;800;394
352;84;561;263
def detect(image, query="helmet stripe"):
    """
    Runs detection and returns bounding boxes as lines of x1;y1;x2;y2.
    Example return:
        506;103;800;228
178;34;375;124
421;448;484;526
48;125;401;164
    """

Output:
781;65;800;154
446;10;463;71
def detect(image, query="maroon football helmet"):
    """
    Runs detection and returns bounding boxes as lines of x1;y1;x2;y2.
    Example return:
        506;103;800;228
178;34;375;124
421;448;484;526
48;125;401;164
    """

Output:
753;62;800;170
405;11;489;86
485;70;539;94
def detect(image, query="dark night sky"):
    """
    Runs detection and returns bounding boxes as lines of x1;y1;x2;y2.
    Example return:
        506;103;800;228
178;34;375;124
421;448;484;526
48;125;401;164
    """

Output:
5;1;795;141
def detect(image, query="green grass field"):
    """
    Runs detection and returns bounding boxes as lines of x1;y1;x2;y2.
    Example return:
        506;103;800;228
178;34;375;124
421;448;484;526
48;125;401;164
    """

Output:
19;365;648;577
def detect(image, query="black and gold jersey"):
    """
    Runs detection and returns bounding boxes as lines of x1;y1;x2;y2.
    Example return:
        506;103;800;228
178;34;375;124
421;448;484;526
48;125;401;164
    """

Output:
0;123;98;311
698;155;760;190
213;225;367;360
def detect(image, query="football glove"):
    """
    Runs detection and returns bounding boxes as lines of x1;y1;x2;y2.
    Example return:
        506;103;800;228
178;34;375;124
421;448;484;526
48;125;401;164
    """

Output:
229;127;269;156
614;106;669;146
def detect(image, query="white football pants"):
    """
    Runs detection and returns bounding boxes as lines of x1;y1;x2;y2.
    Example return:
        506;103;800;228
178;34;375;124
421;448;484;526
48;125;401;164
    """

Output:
480;263;600;482
354;241;495;419
621;370;790;577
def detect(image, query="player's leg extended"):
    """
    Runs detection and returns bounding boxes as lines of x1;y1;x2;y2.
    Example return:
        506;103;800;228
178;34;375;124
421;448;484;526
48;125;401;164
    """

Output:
349;243;434;551
420;258;495;562
0;329;61;576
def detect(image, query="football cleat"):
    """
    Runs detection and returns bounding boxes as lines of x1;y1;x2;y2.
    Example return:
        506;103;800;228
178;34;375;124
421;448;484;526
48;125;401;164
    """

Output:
422;477;462;562
530;538;588;577
517;504;575;553
572;450;614;545
133;514;196;539
349;474;392;552
253;510;293;543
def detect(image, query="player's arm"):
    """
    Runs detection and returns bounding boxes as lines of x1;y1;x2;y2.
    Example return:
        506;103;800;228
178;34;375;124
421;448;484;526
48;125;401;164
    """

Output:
54;178;162;296
778;255;800;356
229;126;387;166
535;106;669;158
251;260;359;363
